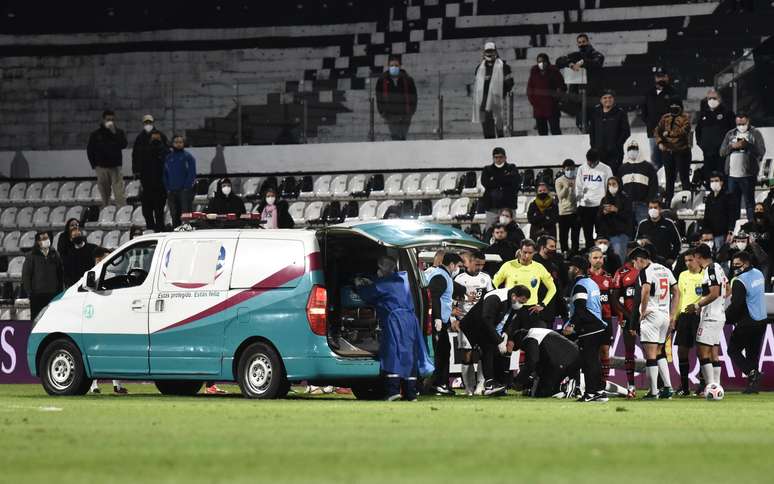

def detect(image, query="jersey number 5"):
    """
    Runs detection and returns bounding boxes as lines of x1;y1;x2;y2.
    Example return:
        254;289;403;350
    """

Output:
659;278;669;301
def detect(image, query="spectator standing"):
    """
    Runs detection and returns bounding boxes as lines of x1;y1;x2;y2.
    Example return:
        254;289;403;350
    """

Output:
656;100;692;208
741;203;771;259
555;34;606;129
62;226;97;288
526;182;558;240
588;90;630;175
132;118;169;232
595;176;633;263
22;232;63;320
87;110;128;207
483;224;517;277
472;42;514;139
254;187;294;229
481;147;521;220
694;89;735;183
163;135;197;228
526;53;566;136
56;218;81;258
375;55;418;141
619;140;658;225
634;200;682;266
640;67;678;170
575;149;613;249
206;178;246;216
556;159;580;254
702;172;736;250
719;113;766;221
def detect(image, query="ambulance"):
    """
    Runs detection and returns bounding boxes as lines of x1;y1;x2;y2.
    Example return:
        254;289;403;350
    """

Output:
27;220;486;399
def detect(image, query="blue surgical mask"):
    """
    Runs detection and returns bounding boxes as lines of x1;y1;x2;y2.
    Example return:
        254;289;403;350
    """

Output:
388;66;400;77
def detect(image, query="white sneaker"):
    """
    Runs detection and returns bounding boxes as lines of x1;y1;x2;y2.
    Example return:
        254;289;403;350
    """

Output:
473;382;484;396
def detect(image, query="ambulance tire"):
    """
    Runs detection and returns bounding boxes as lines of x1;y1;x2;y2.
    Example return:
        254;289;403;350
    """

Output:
237;342;284;399
40;338;92;396
154;380;203;396
351;381;386;400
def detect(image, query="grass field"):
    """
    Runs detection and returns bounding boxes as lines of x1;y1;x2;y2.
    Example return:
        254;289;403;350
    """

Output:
2;384;774;484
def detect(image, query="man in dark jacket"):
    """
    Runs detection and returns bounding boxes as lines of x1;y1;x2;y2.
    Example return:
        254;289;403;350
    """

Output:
163;135;197;228
510;328;580;398
375;55;417;141
87;109;128;207
481;147;521;217
526;53;566;136
484;224;517;277
532;235;568;324
640;67;678;170
694;89;735;183
633;200;682;266
588;90;630;175
556;34;605;129
62;225;97;288
526;182;558;240
702;172;736;249
132;121;169;232
22;232;64;319
206;178;246;216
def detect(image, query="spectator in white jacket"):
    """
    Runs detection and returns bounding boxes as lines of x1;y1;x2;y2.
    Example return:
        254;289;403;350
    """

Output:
575;148;613;249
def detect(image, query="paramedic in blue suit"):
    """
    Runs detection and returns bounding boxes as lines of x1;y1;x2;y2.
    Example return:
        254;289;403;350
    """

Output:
354;256;434;401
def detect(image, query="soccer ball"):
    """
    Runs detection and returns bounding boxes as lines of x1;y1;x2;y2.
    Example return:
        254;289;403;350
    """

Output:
705;383;725;401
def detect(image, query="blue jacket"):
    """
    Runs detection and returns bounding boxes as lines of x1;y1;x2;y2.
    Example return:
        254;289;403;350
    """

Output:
163;149;197;192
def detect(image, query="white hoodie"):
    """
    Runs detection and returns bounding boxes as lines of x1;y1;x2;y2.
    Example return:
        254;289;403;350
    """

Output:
575;161;613;207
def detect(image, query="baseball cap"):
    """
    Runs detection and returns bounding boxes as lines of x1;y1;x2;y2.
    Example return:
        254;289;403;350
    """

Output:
142;114;154;123
484;42;496;51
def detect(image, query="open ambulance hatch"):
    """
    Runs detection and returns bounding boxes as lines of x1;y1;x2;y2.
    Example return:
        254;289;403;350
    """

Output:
317;221;487;358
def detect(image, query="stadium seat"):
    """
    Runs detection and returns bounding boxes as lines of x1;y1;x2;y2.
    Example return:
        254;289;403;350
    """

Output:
733;218;748;235
450;197;472;220
421;173;441;195
119;231;131;246
347;175;367;196
671;190;694;217
243;202;253;213
64;206;84;225
758;158;772;183
2;231;20;253
7;256;24;279
330;175;349;198
384;174;405;197
19;231;35;251
32;207;51;228
94;205;117;229
41;181;60;203
1;208;18;229
303;201;324;223
52;231;62;252
115;205;134;229
376;200;398;219
15;207;34;229
130;206;145;227
288;202;306;224
125;180;142;203
0;182;10;201
49;206;67;229
103;230;121;249
461;171;484;196
90;183;102;203
756;191;768;203
367;174;386;198
195;179;219;205
74;181;93;203
9;183;26;204
402;173;423;196
298;176;315;198
240;177;263;199
86;230;104;246
430;198;452;222
516;195;530;215
25;182;43;203
313;175;333;198
342;201;359;221
438;173;459;195
58;181;76;203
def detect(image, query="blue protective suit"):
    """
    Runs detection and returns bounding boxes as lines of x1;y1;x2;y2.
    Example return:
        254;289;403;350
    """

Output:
356;271;435;378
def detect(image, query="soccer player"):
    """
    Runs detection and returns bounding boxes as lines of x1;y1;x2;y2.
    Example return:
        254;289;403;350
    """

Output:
588;247;614;390
726;251;768;394
631;247;679;400
685;244;727;391
453;250;494;395
563;256;608;403
510;328;580;398
611;246;640;398
674;248;704;395
492;239;556;328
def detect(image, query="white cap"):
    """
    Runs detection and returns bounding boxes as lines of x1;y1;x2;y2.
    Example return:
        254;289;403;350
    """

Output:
484;42;496;51
142;114;154;123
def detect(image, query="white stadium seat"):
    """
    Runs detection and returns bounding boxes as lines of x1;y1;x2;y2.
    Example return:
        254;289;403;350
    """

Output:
75;181;93;203
19;230;36;251
64;206;84;225
402;173;422;196
90;183;103;202
330;175;349;198
58;181;76;202
1;208;18;229
3;231;20;253
52;231;62;252
313;175;332;198
671;190;694;217
431;198;452;222
376;200;397;219
384;174;404;197
0;182;10;201
420;172;440;195
41;181;60;203
9;183;26;203
119;230;131;246
16;207;34;229
288;202;307;224
462;172;484;196
358;200;378;221
86;230;104;246
125;180;142;201
115;205;134;228
25;182;43;203
7;256;24;278
32;207;51;228
96;205;118;229
347;174;366;195
103;230;121;249
438;172;459;193
303;201;324;222
131;206;145;227
449;197;471;218
240;177;262;198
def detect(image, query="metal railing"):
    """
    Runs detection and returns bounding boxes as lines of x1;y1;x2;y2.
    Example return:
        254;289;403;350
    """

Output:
714;48;756;114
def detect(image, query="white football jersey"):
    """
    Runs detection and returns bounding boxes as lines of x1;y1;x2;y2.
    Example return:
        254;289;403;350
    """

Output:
454;271;494;317
700;262;727;323
638;262;677;315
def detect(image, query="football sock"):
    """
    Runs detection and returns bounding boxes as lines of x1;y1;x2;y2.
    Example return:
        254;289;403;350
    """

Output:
600;356;611;386
625;347;636;387
657;357;672;389
700;358;714;385
679;360;690;390
476;364;485;386
461;364;475;393
112;380;121;389
713;361;721;385
646;359;658;395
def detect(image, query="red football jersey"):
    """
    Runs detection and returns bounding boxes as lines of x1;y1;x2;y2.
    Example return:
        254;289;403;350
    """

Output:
611;262;640;322
589;269;613;321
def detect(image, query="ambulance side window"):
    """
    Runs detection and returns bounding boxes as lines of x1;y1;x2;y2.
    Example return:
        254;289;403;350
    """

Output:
100;241;157;290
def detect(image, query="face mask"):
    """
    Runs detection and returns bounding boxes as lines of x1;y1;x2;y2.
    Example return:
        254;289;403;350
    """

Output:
754;212;765;220
499;216;511;225
670;107;681;116
265;196;276;206
512;301;523;311
648;208;660;220
626;150;639;161
737;124;749;133
388;66;400;77
736;241;748;251
733;266;744;276
608;186;619;195
39;239;51;249
72;235;85;245
707;99;720;109
151;138;162;145
494;160;505;167
597;243;609;254
451;268;460;279
143;124;153;133
703;240;714;250
537;62;545;70
221;186;232;196
710;181;722;193
565;169;576;178
484;54;495;61
578;45;589;52
537;193;549;200
104;120;114;129
656;80;668;87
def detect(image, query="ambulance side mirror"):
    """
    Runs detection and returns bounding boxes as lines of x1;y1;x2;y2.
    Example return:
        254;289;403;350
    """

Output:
85;271;97;290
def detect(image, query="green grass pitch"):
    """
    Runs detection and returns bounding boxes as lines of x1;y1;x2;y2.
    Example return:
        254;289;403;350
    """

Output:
2;383;774;484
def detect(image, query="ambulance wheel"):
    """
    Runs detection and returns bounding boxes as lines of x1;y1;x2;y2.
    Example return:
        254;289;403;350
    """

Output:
154;380;203;396
351;381;385;400
40;338;91;396
237;342;284;399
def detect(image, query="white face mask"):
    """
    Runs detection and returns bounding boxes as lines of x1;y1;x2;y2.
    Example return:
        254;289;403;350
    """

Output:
512;301;523;311
703;240;714;250
494;160;505;168
707;99;720;109
39;239;51;249
265;196;276;206
499;216;511;225
737;124;749;133
221;186;232;196
451;267;461;279
648;208;660;220
597;243;608;253
626;150;639;161
736;241;748;251
143;124;153;133
537;62;545;70
565;169;576;178
74;241;85;249
608;186;619;196
104;120;114;129
710;181;722;193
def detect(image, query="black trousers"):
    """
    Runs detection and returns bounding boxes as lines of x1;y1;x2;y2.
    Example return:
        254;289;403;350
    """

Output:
30;292;57;320
578;331;605;394
432;325;451;387
535;115;561;136
534;357;581;397
141;187;166;231
577;206;598;250
663;149;692;207
728;322;767;375
701;149;723;186
481;111;504;139
559;214;580;254
384;115;412;141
